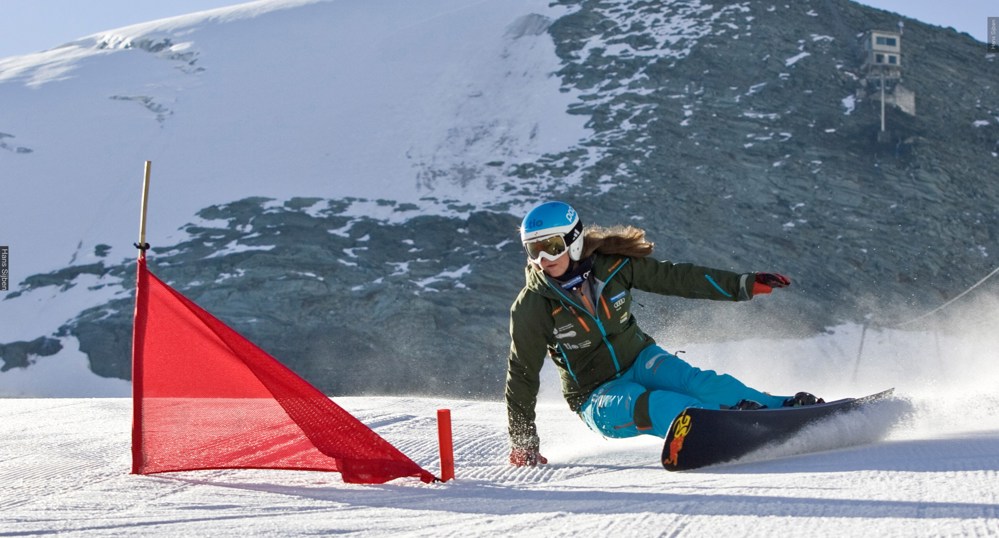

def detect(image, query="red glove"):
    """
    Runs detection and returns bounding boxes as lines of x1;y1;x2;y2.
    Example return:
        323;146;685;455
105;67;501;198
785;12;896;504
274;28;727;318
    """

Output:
509;447;548;467
752;272;791;295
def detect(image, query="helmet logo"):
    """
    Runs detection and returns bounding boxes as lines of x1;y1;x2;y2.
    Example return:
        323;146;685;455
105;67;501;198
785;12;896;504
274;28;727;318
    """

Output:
527;218;544;229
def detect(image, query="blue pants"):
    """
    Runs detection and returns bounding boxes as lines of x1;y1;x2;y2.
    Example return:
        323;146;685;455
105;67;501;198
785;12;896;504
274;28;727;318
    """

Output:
579;345;787;439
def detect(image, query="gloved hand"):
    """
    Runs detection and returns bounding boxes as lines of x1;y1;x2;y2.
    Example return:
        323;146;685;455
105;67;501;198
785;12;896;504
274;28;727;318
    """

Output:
509;447;548;467
752;272;791;295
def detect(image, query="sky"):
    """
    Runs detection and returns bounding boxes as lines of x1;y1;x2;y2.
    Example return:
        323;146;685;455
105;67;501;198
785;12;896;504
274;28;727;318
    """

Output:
0;0;993;60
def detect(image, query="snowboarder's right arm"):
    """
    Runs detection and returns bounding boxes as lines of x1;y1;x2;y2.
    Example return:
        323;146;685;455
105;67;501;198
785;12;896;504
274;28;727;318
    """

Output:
505;290;551;466
505;352;544;465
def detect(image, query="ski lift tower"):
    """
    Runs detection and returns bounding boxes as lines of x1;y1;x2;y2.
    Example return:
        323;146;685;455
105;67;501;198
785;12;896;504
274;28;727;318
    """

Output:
860;28;902;137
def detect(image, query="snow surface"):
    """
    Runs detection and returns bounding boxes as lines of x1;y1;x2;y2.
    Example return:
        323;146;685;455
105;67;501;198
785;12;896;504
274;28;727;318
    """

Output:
2;322;998;536
1;394;997;536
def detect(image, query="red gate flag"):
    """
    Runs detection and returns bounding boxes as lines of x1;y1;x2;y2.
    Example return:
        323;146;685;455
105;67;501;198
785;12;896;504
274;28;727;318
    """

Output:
131;256;435;484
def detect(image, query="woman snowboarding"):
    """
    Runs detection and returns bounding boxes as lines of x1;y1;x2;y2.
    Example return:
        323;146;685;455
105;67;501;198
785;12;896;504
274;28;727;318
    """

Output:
506;201;822;466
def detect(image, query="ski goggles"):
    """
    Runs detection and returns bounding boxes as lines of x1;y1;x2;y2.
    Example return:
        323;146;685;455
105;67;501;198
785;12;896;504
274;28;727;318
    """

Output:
523;234;569;262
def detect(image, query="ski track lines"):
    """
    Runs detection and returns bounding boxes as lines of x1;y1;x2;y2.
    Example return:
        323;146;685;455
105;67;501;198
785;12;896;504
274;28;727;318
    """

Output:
2;398;999;537
0;400;125;513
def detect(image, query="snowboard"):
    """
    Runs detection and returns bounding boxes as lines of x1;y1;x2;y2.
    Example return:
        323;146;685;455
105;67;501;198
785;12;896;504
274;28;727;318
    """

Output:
661;388;894;471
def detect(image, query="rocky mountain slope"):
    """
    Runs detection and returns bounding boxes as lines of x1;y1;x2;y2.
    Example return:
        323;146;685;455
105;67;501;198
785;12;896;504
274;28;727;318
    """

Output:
2;0;997;397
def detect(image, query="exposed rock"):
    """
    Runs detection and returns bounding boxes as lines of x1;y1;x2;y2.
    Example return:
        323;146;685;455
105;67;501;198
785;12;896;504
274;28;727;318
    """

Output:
0;337;62;372
5;0;998;398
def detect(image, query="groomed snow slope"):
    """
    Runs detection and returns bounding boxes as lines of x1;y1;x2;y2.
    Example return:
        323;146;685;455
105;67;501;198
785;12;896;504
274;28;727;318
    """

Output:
1;393;997;537
4;323;999;536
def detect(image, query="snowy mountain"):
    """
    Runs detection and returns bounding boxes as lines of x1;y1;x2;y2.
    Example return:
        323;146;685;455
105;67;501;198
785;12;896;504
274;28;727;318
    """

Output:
0;0;583;280
0;0;586;394
2;0;998;397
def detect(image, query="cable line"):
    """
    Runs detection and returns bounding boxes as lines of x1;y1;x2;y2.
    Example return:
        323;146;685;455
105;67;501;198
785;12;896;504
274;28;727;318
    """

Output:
896;265;999;327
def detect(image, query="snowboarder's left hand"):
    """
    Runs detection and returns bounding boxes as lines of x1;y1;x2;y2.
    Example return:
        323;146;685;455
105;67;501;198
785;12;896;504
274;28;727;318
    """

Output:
752;272;790;295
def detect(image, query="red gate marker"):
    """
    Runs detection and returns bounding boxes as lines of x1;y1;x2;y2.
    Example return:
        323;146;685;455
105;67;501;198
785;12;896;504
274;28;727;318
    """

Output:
437;409;454;482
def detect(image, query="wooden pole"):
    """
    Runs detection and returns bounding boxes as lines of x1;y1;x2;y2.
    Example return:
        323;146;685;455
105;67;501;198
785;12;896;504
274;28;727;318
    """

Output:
132;160;152;473
137;161;152;258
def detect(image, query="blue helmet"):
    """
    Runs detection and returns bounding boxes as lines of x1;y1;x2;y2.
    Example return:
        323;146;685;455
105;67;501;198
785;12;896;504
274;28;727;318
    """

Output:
520;201;584;261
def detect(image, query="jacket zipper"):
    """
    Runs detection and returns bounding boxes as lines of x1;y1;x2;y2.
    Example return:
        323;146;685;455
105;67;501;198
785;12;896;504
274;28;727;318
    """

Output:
546;259;631;378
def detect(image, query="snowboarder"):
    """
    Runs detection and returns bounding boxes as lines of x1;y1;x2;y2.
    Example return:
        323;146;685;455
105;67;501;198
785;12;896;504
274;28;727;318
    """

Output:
506;201;823;466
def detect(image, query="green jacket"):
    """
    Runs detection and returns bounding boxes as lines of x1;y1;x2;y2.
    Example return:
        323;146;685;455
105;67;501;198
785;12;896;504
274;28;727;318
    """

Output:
505;253;757;450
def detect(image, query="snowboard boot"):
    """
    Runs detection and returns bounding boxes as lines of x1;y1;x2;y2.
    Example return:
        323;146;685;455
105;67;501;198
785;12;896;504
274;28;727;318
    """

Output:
732;399;766;410
782;392;825;407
